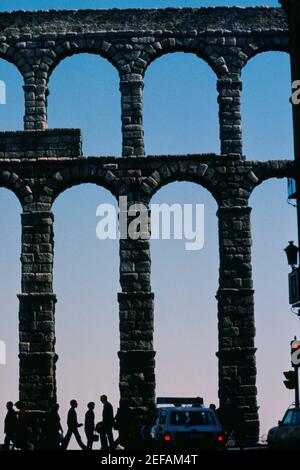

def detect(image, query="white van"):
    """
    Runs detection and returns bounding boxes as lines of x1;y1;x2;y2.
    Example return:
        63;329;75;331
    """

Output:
151;397;224;449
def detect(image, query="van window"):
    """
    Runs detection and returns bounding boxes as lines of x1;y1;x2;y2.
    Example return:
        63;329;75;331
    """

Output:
170;411;215;426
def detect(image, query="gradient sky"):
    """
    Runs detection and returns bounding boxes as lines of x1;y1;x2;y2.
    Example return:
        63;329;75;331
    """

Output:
0;0;299;449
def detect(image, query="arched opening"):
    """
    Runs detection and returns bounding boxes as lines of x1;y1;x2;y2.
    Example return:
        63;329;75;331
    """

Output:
0;58;24;130
150;181;219;406
242;52;292;160
251;178;299;442
243;49;297;441
0;189;21;444
47;54;121;156
143;53;219;155
0;57;24;446
53;184;119;449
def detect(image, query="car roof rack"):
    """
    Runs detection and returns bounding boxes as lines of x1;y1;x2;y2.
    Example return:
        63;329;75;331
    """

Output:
157;397;204;407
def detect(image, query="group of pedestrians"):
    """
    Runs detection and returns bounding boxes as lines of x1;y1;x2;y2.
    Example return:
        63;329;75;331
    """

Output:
60;395;117;450
3;401;30;450
4;396;247;450
3;395;134;450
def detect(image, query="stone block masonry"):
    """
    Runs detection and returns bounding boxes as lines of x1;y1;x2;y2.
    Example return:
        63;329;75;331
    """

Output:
0;4;297;446
0;6;289;154
0;129;82;159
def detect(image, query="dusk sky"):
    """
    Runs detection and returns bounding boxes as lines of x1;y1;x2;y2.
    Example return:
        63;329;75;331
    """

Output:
0;0;299;448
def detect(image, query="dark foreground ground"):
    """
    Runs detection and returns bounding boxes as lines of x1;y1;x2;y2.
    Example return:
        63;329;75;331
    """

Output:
0;446;298;468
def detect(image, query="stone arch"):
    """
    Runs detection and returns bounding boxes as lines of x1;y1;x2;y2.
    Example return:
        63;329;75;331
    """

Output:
0;49;30;130
0;185;21;444
241;48;292;162
142;51;220;156
41;40;124;83
41;47;123;149
242;160;297;196
43;163;123;203
246;171;298;440
239;36;289;70
135;39;227;78
0;46;41;130
52;182;120;443
0;169;33;206
149;179;219;409
0;42;32;77
230;160;297;203
141;160;223;203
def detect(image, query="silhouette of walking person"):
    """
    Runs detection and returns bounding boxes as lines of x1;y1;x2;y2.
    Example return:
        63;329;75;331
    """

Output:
44;403;63;449
61;400;87;450
4;402;18;450
84;402;95;450
100;395;114;450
